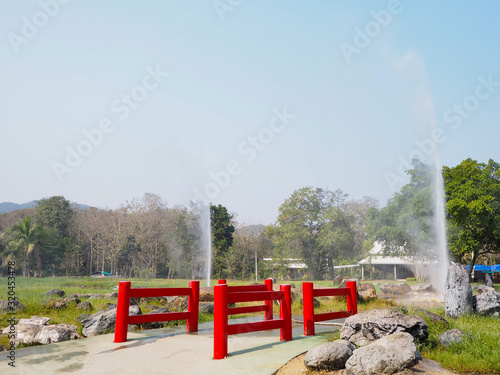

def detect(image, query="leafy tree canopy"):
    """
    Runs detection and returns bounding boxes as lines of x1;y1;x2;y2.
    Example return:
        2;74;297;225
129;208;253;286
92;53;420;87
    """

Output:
444;158;500;275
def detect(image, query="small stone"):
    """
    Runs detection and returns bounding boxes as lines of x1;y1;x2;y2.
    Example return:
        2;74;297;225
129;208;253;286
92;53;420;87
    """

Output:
439;329;472;347
200;302;214;314
76;301;93;311
380;283;412;296
45;289;65;297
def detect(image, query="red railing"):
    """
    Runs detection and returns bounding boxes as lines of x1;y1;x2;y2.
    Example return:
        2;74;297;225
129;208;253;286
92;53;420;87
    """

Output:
302;281;357;336
213;279;292;359
114;280;200;343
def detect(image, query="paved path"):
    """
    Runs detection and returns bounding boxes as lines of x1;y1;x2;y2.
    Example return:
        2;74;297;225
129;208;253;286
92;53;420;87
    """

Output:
1;316;340;375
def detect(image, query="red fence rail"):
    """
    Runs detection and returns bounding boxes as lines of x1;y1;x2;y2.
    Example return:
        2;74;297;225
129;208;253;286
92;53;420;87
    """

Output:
114;280;200;343
213;279;292;359
303;281;357;336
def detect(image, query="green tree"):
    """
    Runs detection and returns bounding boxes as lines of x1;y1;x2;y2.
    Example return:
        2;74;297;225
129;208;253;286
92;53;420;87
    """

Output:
443;158;500;277
211;204;235;279
7;216;40;277
267;187;356;280
34;196;75;275
367;161;438;280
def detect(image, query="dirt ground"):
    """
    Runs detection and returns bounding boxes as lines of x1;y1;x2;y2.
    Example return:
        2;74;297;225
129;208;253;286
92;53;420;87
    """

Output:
274;353;458;375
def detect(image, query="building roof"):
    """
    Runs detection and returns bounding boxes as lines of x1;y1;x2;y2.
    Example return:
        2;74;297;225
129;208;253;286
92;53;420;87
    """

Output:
358;241;432;265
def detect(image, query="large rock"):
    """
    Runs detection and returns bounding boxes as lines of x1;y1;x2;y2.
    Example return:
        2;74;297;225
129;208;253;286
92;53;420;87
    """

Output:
358;283;377;301
439;329;472;347
477;285;495;294
380;283;411;296
345;332;417;375
304;340;355;370
340;309;428;346
77;301;93;311
473;290;500;316
0;299;24;312
80;305;142;337
333;275;344;285
2;316;79;345
45;289;65;297
444;263;473;318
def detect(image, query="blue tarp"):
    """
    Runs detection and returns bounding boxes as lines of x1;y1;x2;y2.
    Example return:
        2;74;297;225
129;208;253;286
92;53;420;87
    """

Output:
487;265;500;274
466;265;492;272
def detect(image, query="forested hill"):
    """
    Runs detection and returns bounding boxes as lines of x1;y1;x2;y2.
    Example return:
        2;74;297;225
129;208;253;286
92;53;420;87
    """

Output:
0;201;37;214
0;201;90;214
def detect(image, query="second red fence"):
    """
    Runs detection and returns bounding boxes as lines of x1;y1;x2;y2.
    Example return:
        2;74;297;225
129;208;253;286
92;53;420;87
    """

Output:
303;281;357;336
213;279;292;359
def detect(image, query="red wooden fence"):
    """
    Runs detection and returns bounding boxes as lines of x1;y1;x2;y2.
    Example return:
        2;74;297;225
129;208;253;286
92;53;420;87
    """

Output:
114;280;199;343
302;281;357;336
213;279;292;359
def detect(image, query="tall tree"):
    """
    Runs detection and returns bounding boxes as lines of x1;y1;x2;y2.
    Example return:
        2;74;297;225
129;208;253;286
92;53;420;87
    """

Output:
368;161;436;260
7;216;40;277
211;204;235;279
444;158;500;277
267;187;356;280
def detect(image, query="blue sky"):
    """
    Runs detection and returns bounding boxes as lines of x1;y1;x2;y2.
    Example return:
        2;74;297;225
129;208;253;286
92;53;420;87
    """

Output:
1;1;499;225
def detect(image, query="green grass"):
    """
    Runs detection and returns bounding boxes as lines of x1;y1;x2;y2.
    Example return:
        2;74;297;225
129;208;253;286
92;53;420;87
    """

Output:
1;277;499;374
411;306;500;374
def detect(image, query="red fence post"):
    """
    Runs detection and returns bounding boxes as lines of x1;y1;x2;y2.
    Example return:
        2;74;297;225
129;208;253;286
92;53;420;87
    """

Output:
187;280;200;332
346;281;357;315
213;283;228;360
114;281;131;343
218;279;226;285
265;278;274;320
303;282;315;336
280;284;292;341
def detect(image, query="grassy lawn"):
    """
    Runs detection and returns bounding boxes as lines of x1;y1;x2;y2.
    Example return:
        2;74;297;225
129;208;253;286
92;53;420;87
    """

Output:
1;277;499;374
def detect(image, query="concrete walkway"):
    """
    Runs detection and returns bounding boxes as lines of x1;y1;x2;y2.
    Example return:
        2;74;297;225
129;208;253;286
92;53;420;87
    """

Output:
1;316;341;375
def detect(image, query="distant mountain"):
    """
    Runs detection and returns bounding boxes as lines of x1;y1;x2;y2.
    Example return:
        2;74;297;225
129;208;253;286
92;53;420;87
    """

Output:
0;200;91;214
0;201;37;214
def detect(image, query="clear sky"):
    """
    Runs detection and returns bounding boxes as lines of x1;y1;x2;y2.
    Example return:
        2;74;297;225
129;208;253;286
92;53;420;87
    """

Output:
1;1;499;225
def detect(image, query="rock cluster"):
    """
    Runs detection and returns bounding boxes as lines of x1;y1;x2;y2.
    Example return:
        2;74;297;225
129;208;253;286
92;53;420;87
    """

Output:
2;316;79;345
305;309;433;375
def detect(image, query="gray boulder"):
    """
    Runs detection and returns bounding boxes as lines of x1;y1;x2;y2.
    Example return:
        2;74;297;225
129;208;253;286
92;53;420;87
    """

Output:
439;329;473;347
80;305;142;337
304;340;356;370
2;316;79;345
477;285;496;294
345;332;417;375
45;289;65;297
340;309;428;346
485;273;493;287
380;283;411;296
473;290;500;316
0;299;24;312
444;263;473;318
